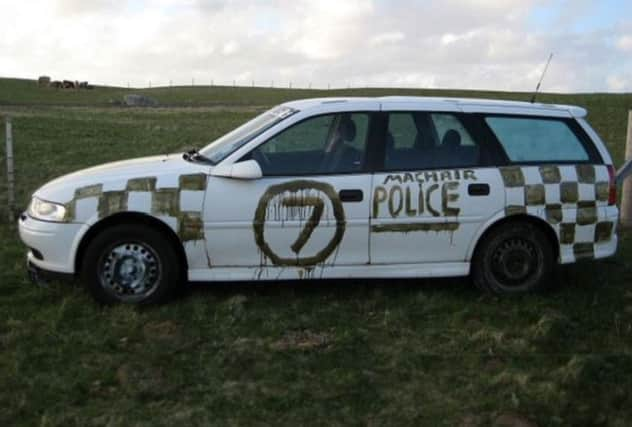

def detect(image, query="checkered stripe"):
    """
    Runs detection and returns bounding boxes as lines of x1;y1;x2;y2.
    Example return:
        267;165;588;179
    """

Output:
66;174;207;244
500;164;614;261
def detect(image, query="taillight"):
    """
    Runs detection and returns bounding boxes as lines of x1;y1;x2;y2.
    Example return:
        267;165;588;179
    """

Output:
607;165;616;206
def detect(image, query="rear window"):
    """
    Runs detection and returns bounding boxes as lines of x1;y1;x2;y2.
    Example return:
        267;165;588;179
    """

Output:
485;116;589;163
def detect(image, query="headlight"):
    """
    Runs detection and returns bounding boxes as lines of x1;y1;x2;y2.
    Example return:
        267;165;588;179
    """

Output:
28;197;67;222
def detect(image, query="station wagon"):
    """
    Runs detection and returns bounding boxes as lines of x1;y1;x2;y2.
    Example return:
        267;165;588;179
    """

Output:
19;97;619;303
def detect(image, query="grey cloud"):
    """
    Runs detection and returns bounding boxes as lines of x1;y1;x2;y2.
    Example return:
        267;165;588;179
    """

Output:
1;0;630;92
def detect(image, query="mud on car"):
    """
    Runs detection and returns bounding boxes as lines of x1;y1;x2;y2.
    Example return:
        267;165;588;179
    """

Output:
19;97;619;304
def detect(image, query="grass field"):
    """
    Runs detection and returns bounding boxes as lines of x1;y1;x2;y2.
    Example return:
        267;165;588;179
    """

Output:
1;78;632;426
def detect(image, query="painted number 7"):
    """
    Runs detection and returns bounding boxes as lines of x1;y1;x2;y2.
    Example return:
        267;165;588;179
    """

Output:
282;196;324;254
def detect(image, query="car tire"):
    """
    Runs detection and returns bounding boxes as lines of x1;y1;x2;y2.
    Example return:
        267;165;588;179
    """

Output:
472;221;554;294
81;224;181;304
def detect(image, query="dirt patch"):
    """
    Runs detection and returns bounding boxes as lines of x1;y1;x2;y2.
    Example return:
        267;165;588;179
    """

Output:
116;363;173;397
459;414;483;427
271;329;332;351
143;320;181;345
493;413;538;427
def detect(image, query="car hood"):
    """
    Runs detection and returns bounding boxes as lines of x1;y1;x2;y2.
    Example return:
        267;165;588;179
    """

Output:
34;153;209;203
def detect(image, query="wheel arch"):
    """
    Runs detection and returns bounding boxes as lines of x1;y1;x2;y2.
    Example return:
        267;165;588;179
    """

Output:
468;213;560;263
74;212;189;280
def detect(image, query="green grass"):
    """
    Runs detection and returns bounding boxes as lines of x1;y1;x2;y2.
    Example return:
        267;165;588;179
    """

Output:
1;78;632;426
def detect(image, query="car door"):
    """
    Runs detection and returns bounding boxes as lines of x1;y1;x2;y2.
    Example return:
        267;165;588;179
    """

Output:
203;108;377;272
369;104;506;264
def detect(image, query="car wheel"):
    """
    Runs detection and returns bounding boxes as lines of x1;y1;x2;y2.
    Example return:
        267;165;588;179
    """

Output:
81;224;181;304
472;221;554;294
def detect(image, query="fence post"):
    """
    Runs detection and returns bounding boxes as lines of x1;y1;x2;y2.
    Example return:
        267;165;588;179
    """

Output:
621;111;632;228
5;116;15;224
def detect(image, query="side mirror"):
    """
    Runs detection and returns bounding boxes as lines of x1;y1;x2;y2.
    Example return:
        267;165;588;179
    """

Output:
211;159;262;180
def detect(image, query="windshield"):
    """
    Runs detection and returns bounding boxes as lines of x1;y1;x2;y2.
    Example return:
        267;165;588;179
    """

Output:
199;105;298;163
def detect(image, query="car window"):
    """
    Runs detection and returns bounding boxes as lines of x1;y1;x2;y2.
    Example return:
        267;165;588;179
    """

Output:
260;115;334;154
383;111;481;170
387;113;417;149
199;105;297;163
485;116;589;163
431;113;476;146
247;113;370;176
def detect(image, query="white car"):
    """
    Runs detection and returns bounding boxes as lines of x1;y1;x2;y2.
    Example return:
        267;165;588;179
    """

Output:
19;97;619;304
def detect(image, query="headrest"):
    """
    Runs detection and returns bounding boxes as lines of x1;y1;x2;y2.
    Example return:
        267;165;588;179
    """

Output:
442;129;461;148
338;117;356;141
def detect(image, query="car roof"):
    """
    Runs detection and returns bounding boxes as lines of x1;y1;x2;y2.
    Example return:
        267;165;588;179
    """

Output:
281;96;587;118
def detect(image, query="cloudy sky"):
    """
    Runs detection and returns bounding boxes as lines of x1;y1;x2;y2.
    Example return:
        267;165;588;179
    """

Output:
1;0;631;92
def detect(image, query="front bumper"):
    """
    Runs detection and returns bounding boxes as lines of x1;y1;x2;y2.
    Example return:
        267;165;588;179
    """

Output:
18;212;88;274
27;259;74;286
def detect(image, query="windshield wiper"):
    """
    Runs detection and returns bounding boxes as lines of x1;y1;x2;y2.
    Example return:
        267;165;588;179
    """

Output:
183;149;215;165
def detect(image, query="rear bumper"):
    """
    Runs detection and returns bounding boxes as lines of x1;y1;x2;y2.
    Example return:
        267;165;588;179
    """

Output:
558;205;619;263
593;205;620;260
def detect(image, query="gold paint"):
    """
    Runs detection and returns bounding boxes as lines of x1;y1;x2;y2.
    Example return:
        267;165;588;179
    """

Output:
559;223;575;244
178;212;204;241
383;175;402;185
405;187;417;217
126;177;157;192
97;191;128;218
594;222;614;243
576;201;597;225
595;182;609;202
525;184;545;205
371;222;459;233
505;205;527;216
417;183;425;214
75;184;104;199
576;165;595;184
441;182;460;216
151;188;180;216
179;173;207;191
463;170;477;181
403;173;414;183
282;196;325;254
538;165;561;183
63;201;76;222
573;243;594;259
560;182;579;204
388;186;404;217
253;180;346;267
545;204;563;224
372;186;387;217
499;166;524;187
425;184;440;217
423;171;439;182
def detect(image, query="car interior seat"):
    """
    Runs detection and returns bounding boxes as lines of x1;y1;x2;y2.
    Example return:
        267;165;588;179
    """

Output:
324;116;360;172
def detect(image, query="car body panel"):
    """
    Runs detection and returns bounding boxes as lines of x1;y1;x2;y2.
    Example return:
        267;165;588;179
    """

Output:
18;96;619;282
203;174;372;269
370;167;506;264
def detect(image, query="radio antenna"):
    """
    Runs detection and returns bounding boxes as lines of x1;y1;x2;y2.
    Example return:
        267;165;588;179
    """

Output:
530;53;553;103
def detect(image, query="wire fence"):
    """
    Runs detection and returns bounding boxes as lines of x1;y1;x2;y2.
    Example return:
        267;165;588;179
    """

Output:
2;116;15;225
121;78;428;91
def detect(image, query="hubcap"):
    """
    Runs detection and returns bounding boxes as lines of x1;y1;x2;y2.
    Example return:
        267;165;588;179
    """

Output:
490;238;538;288
99;242;161;302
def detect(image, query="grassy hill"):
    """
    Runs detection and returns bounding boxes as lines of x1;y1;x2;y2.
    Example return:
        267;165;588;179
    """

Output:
3;77;631;166
1;77;632;426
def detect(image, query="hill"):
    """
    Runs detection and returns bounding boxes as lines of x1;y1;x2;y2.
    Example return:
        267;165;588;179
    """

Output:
0;76;632;426
2;77;631;165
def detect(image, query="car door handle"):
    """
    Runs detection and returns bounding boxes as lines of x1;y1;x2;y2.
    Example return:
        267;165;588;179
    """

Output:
468;183;490;196
339;189;363;202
